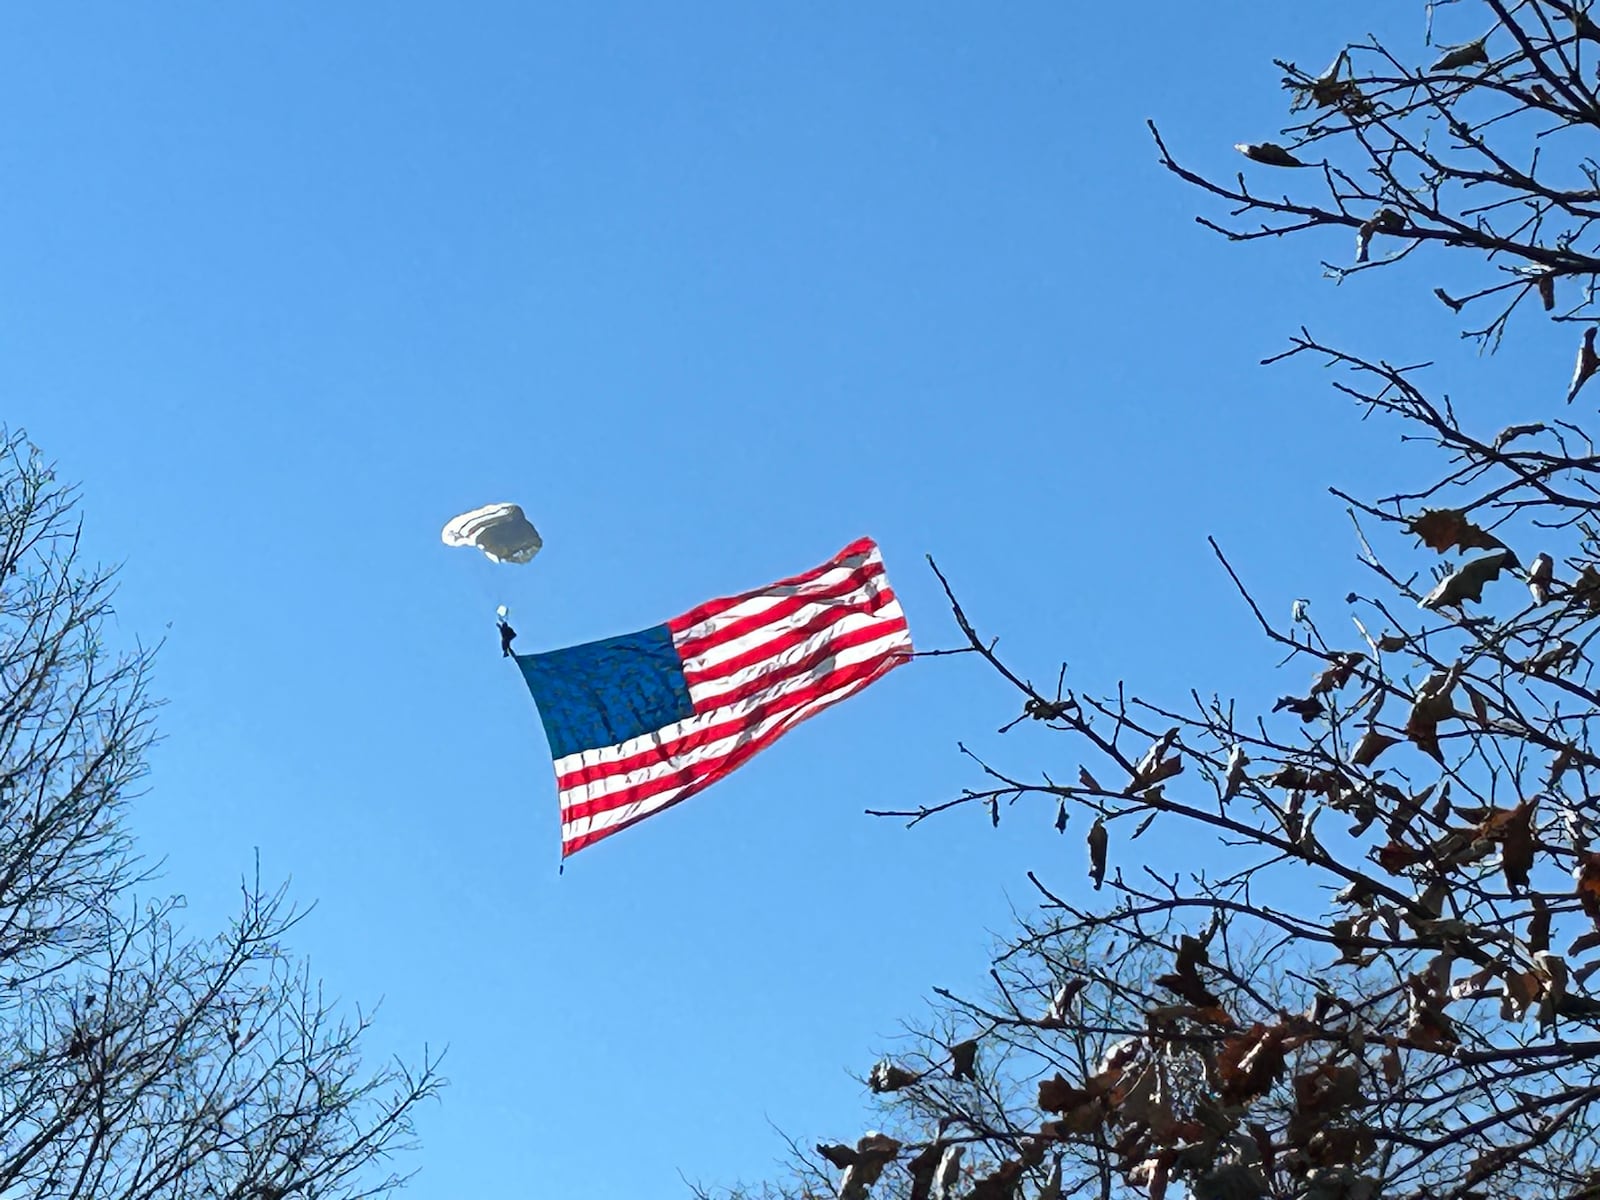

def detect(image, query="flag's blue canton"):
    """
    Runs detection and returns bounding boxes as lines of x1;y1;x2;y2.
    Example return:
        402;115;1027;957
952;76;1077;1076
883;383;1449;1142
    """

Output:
515;623;696;760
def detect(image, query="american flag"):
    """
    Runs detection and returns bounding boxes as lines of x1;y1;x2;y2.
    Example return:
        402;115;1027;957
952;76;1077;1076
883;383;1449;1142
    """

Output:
514;537;914;858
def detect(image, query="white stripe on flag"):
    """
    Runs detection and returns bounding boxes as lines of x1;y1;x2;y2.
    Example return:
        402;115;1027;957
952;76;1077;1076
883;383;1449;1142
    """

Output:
670;553;882;648
551;622;911;804
685;604;906;710
559;657;902;845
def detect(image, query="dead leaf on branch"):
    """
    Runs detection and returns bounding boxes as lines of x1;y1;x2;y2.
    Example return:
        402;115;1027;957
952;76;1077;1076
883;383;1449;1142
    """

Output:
1535;952;1571;1028
1528;552;1554;606
1217;1023;1289;1105
1222;745;1248;804
1572;565;1600;613
1501;970;1543;1022
1577;853;1600;919
1153;935;1231;1024
1118;1061;1183;1146
1088;817;1109;891
1331;914;1379;966
1407;509;1506;555
1404;969;1459;1052
818;1144;859;1170
838;1134;903;1200
1311;653;1365;697
1419;549;1519;611
905;1143;942;1200
1134;730;1183;788
1449;967;1496;1003
1292;1062;1365;1125
1404;674;1460;763
949;1039;978;1081
1046;978;1087;1023
1038;1072;1116;1135
1354;208;1403;262
1571;930;1600;957
1375;841;1427;875
1274;694;1325;722
1380;1043;1402;1088
1530;897;1552;955
1350;728;1399;768
1235;140;1309;167
1466;685;1490;727
1570;327;1599;404
1430;38;1489;71
869;1061;922;1093
1475;801;1537;892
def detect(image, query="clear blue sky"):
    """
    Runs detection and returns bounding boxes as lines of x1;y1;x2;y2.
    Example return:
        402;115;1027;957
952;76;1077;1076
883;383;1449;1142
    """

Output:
2;3;1565;1195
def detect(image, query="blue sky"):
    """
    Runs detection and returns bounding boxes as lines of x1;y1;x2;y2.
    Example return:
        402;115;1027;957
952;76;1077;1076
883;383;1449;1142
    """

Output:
1;2;1567;1195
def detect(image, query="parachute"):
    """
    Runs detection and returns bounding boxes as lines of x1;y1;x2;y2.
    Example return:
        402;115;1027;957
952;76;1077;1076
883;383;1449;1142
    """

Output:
441;503;543;564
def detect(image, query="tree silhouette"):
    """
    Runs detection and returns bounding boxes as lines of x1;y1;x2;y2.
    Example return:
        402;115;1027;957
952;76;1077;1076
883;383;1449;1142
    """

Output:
705;4;1600;1198
0;429;441;1200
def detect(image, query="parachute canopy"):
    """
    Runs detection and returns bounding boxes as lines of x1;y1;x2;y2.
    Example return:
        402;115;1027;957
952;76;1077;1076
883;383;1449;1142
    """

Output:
441;502;543;564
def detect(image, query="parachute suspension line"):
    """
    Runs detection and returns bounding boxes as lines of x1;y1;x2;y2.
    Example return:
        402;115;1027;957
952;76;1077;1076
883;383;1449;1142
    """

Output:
441;502;542;659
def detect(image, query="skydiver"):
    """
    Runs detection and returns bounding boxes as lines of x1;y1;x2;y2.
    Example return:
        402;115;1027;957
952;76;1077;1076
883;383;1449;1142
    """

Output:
498;617;517;657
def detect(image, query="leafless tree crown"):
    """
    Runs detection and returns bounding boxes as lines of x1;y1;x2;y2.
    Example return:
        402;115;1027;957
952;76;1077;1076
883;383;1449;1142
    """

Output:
704;5;1600;1199
0;429;441;1200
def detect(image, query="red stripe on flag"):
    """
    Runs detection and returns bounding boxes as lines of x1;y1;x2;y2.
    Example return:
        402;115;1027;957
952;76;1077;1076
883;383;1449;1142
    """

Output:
683;614;908;709
554;614;909;792
558;651;906;854
680;585;901;689
671;559;891;663
666;538;880;635
557;639;909;824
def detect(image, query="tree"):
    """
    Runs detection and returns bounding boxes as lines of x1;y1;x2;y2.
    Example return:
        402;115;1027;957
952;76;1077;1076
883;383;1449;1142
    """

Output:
706;3;1600;1198
0;428;442;1200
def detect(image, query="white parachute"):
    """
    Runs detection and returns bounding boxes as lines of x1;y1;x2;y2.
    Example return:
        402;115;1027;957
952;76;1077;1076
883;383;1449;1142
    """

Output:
441;502;543;564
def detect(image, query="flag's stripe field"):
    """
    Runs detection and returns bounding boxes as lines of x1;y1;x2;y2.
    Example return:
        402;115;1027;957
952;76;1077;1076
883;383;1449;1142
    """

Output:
554;538;911;855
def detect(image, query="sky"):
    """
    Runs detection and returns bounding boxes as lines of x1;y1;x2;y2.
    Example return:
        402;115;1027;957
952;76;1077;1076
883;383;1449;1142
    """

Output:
0;2;1574;1196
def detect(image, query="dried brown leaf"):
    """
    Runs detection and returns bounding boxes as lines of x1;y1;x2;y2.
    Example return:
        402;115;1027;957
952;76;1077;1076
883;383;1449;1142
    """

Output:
1350;729;1399;768
1575;565;1600;614
906;1143;942;1200
1501;971;1543;1021
1273;694;1325;722
817;1143;858;1170
1419;549;1519;610
1376;841;1427;874
1529;897;1552;955
1578;853;1600;919
1217;1023;1288;1105
1408;509;1505;555
1466;686;1490;726
1311;653;1365;696
950;1038;979;1081
1381;1043;1402;1088
1570;930;1600;957
869;1061;921;1093
1088;817;1108;891
1476;801;1537;892
1292;1062;1364;1119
